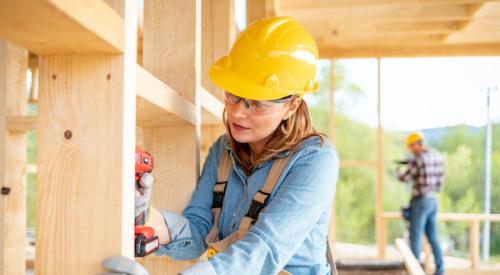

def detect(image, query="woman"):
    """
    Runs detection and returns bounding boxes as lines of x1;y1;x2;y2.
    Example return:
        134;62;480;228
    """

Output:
104;17;339;275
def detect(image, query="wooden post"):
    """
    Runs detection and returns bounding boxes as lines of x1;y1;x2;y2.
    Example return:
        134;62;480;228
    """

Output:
35;1;137;273
380;217;387;259
246;0;266;26
376;58;385;259
142;0;201;273
200;0;235;165
0;39;28;275
327;59;337;242
470;220;480;269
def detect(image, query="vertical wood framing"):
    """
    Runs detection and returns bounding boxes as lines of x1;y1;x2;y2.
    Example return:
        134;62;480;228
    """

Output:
35;1;136;273
246;0;266;26
327;59;337;242
200;0;235;166
0;40;28;275
470;220;480;269
142;0;201;273
376;58;384;259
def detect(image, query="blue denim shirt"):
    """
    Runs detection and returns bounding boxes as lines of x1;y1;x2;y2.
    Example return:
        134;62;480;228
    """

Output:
156;135;339;275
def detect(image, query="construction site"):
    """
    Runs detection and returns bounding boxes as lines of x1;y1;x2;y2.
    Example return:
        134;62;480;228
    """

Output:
1;0;500;274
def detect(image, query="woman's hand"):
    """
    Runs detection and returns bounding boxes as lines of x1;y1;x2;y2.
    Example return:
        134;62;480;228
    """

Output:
102;256;149;275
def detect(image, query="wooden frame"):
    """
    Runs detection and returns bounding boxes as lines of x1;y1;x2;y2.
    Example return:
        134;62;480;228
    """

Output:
0;39;28;275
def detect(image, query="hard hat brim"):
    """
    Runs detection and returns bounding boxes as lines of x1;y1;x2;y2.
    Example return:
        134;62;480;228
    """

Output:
209;57;315;101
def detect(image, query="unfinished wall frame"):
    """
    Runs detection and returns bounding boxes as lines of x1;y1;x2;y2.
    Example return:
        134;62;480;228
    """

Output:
0;39;28;275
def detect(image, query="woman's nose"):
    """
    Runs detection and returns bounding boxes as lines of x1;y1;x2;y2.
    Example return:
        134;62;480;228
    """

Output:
229;101;248;118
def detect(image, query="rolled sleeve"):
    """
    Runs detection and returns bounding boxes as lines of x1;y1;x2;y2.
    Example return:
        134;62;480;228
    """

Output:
155;136;224;260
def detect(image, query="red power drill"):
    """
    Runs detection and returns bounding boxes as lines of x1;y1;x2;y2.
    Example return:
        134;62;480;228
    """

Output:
135;147;159;257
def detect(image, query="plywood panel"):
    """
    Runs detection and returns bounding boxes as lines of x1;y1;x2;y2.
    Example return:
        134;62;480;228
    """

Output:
0;39;28;275
35;0;136;273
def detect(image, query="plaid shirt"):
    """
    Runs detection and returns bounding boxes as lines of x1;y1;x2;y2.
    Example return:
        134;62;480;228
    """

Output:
398;149;444;197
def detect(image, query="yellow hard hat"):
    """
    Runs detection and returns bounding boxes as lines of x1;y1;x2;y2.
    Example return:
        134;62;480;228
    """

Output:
209;16;319;100
406;132;424;147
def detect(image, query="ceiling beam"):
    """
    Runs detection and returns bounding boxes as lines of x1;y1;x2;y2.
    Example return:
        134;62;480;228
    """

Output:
319;43;500;58
0;0;124;54
283;4;478;24
281;0;490;10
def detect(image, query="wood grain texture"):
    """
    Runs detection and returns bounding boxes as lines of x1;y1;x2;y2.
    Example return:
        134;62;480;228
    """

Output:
35;0;136;273
0;39;28;275
0;0;124;54
142;0;201;273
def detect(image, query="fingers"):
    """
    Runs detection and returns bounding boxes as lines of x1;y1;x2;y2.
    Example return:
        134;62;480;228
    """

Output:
103;256;149;275
140;173;153;190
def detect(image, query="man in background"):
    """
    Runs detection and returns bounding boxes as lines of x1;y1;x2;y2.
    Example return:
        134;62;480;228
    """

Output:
397;132;445;275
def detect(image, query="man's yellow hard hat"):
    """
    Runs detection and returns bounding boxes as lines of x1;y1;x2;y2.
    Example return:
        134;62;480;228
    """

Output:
209;16;319;100
406;132;424;147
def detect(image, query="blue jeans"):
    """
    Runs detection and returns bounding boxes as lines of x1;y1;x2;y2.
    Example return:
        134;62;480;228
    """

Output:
410;196;444;275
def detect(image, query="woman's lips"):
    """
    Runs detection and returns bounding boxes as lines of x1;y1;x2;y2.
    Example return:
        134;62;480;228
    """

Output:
232;122;250;132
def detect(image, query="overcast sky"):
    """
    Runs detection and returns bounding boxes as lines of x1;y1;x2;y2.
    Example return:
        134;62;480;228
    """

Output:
328;58;500;131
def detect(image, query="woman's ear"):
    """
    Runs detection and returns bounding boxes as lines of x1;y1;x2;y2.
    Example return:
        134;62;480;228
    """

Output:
283;97;302;120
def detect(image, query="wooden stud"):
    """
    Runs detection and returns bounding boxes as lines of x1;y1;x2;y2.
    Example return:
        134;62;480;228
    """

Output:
247;0;266;26
0;0;124;54
142;0;201;273
6;116;37;133
136;65;197;127
470;220;480;269
35;0;137;273
376;58;384;259
327;60;336;242
0;39;28;275
200;0;234;167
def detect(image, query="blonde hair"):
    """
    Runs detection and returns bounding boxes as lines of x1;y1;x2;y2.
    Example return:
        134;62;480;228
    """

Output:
223;100;324;175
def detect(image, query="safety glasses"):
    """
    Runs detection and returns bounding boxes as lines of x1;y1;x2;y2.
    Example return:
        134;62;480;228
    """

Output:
223;92;294;116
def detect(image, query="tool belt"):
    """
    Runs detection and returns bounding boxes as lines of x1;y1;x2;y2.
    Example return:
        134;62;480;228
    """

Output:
205;148;291;275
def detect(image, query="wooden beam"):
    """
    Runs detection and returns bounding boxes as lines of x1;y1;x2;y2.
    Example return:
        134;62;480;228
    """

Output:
265;0;281;17
136;65;197;127
319;43;500;58
375;58;384;259
319;34;447;48
6;116;37;133
247;0;266;26
200;86;223;126
201;0;235;102
0;39;28;275
35;0;136;273
0;0;124;54
284;4;475;24
200;0;233;167
280;0;490;9
142;0;201;273
395;238;426;275
310;21;467;40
